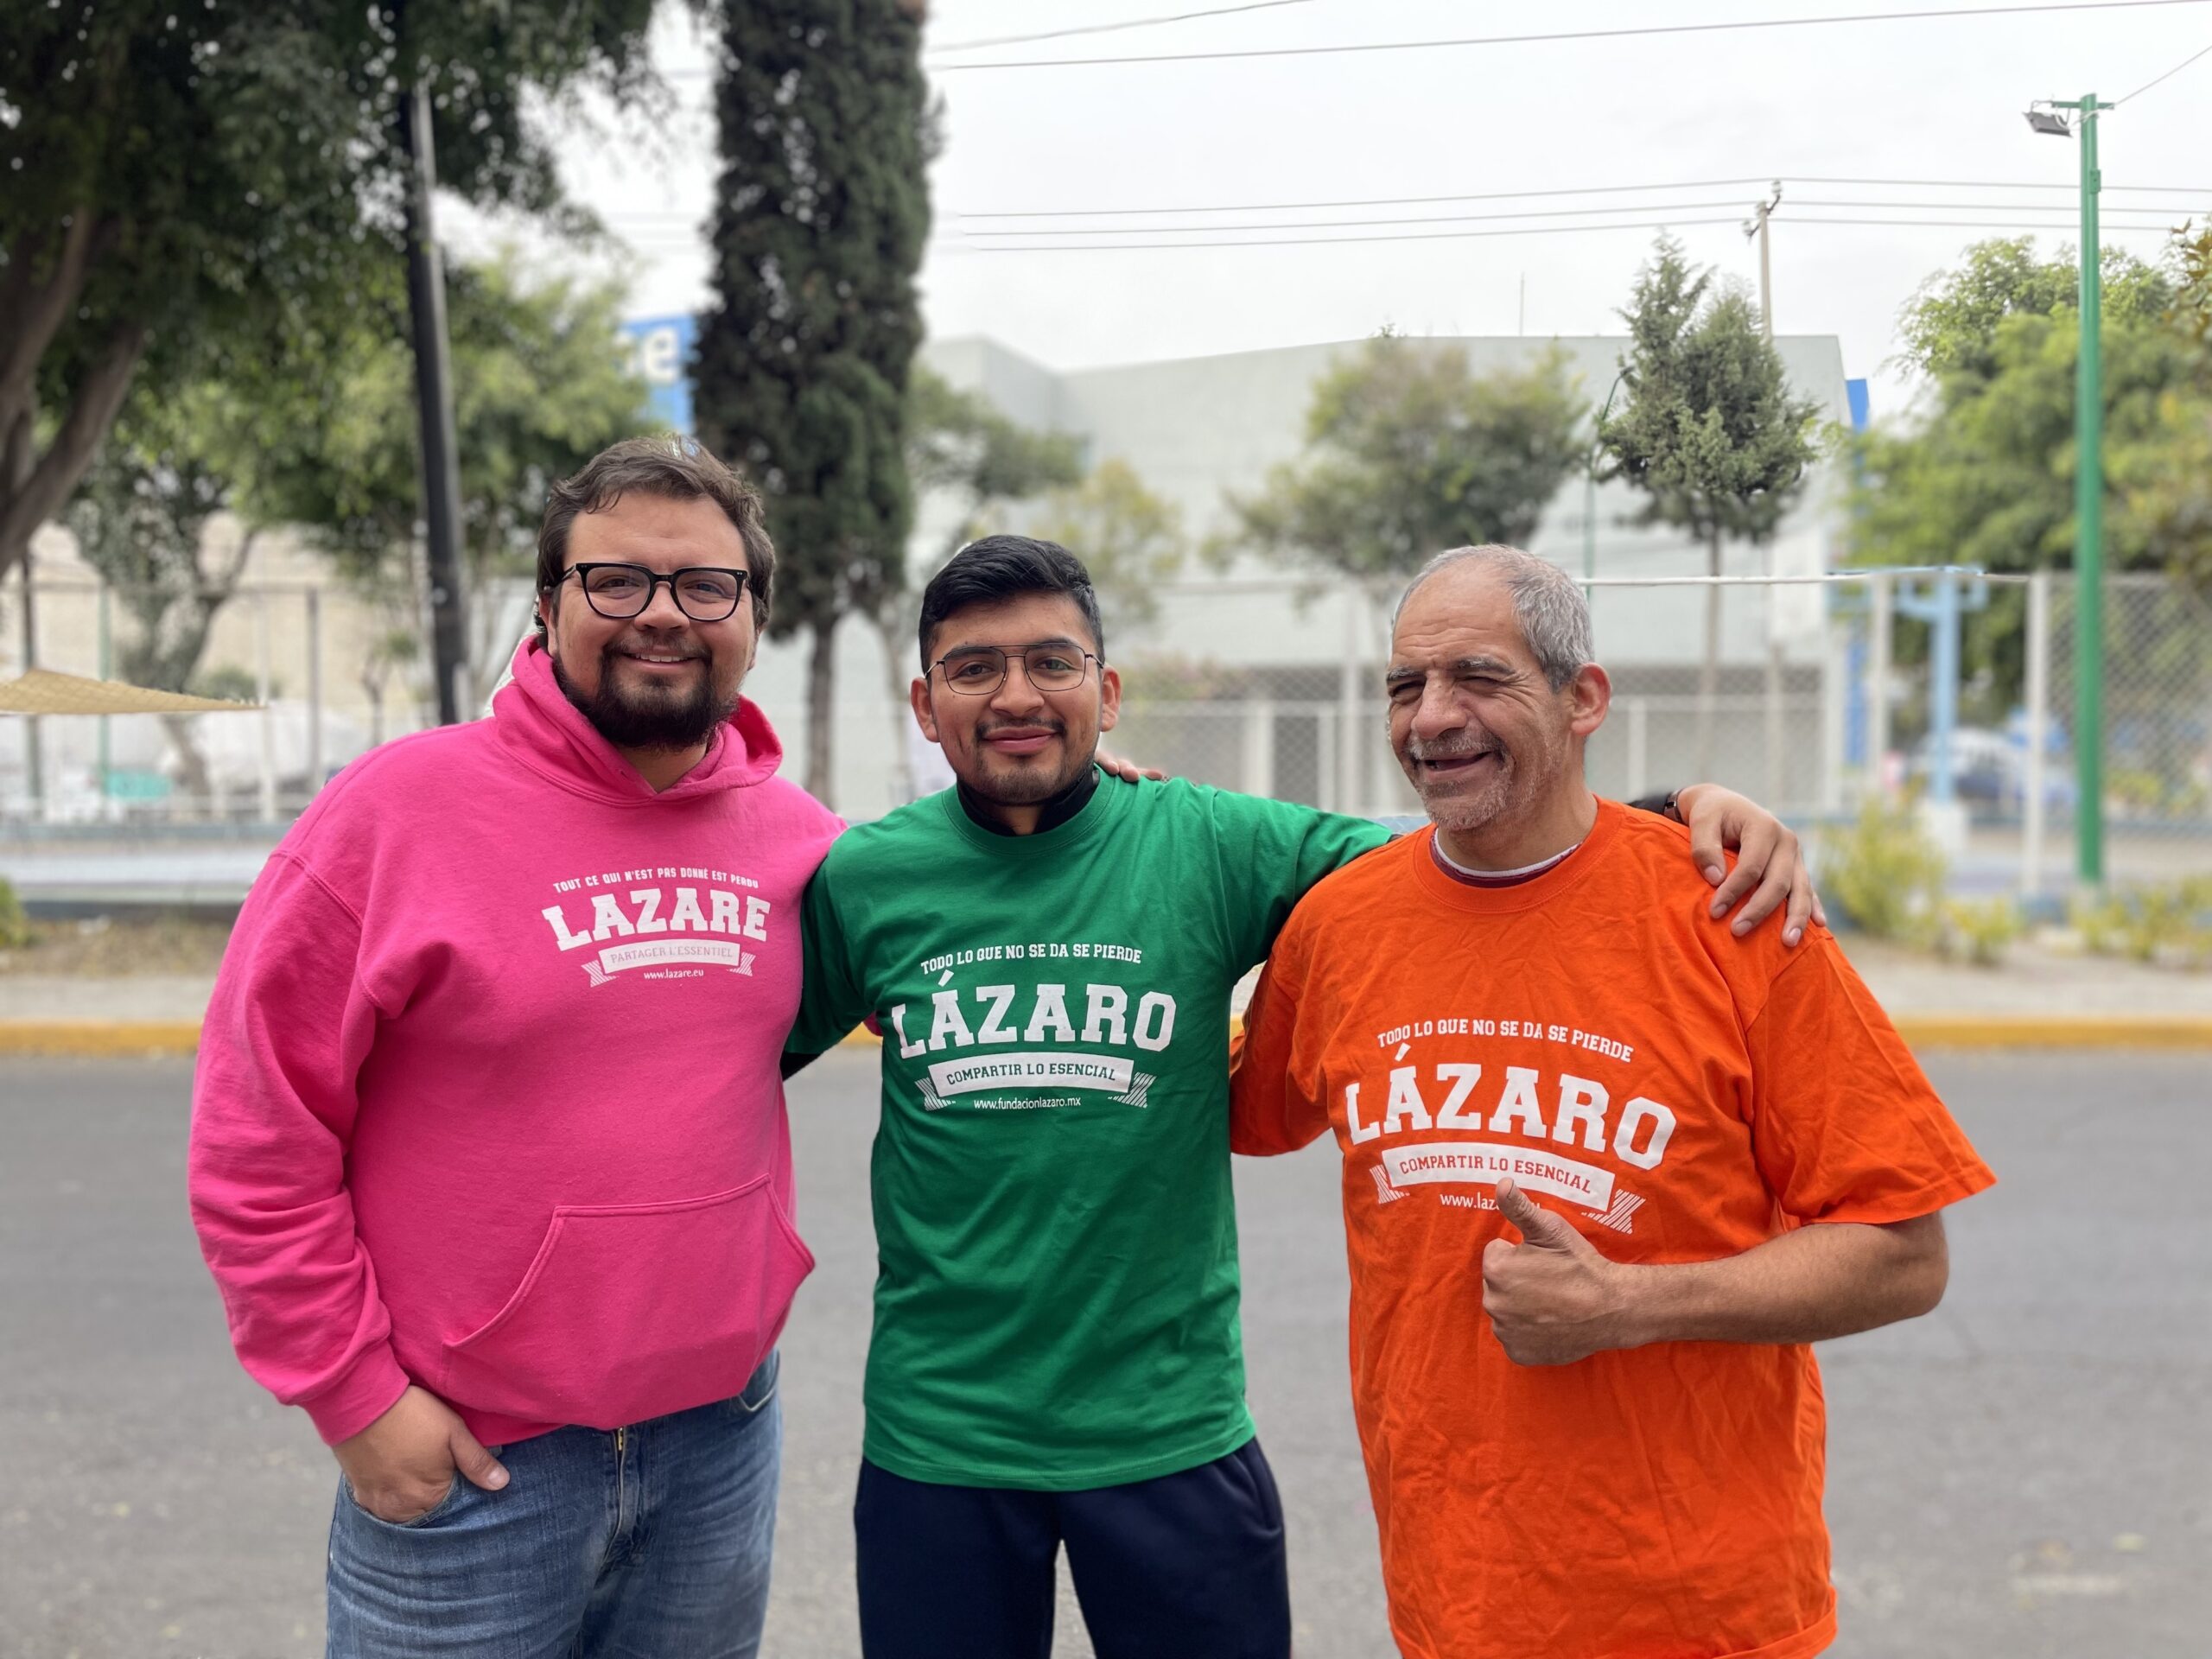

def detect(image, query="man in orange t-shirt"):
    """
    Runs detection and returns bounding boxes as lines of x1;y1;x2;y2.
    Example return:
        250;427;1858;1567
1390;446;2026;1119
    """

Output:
1231;545;1993;1659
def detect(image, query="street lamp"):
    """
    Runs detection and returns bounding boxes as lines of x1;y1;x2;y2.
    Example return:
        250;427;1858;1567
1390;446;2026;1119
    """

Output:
2024;92;2111;887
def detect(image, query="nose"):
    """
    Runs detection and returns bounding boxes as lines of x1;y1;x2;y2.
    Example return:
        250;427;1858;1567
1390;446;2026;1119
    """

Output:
987;656;1048;715
1408;679;1466;744
633;575;690;630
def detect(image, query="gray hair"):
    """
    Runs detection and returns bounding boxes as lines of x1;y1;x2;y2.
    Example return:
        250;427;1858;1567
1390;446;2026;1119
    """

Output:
1394;544;1593;690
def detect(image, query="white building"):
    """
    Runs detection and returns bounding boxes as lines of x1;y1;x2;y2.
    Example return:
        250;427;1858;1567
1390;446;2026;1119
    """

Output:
4;331;1858;825
741;332;1858;819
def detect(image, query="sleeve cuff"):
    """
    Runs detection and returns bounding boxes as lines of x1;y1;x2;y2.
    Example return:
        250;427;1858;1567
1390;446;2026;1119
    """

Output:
1804;1163;1998;1227
302;1346;412;1446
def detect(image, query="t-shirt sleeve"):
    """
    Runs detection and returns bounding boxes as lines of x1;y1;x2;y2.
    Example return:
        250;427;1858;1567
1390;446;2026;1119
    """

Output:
786;861;874;1057
1211;791;1391;972
1743;935;1996;1224
1229;927;1333;1158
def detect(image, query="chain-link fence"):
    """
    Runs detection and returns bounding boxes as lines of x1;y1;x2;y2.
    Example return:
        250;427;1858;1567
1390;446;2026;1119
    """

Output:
4;566;2208;895
1097;575;1839;823
0;574;533;825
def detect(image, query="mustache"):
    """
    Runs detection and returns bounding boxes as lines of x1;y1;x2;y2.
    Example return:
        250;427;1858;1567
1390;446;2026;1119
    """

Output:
1404;735;1498;761
604;636;709;663
977;717;1067;738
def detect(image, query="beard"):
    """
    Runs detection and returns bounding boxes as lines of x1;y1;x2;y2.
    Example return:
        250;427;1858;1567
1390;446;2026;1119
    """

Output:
1400;733;1526;834
961;715;1094;804
552;639;739;752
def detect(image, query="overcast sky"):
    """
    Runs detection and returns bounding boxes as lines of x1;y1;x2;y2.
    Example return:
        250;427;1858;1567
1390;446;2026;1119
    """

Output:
458;0;2212;421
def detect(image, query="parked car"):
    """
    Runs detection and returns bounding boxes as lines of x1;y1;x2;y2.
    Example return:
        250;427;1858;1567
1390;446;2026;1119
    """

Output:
1908;727;2075;811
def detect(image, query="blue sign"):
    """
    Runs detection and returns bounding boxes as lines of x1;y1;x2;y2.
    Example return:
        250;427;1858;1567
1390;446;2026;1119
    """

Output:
1845;378;1871;433
619;314;697;435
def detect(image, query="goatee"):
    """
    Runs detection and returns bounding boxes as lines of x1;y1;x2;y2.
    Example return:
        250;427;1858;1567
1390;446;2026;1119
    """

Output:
553;647;736;752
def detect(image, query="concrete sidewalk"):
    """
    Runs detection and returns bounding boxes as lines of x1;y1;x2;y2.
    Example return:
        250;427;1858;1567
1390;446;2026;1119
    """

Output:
3;933;2208;1055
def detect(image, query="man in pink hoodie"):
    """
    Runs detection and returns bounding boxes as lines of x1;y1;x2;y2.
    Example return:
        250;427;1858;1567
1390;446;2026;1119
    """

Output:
188;436;842;1658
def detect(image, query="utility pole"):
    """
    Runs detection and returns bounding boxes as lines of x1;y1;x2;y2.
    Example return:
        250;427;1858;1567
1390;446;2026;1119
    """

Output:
1745;182;1786;808
1745;181;1782;339
398;77;472;725
2027;96;2109;885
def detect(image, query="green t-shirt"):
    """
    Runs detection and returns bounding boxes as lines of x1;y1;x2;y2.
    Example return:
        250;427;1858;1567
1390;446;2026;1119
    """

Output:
791;772;1389;1489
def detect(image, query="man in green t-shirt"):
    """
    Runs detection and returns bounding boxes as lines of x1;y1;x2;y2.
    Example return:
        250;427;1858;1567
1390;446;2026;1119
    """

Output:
785;535;1816;1659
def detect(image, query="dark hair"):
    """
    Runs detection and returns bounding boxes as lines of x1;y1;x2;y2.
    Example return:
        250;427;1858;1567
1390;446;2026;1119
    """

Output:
918;535;1104;666
536;435;775;638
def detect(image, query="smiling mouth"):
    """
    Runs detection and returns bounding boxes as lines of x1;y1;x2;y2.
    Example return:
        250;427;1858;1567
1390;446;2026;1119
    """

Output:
617;651;703;667
1415;750;1499;778
981;726;1061;754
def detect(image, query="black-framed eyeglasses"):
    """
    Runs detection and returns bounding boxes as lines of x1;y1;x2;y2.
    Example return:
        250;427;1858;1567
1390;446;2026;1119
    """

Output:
927;644;1099;696
554;563;751;623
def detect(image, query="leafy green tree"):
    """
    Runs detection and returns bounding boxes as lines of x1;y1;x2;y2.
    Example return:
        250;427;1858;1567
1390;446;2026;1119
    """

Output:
907;365;1084;566
1227;334;1587;582
1851;236;2209;707
694;0;932;805
874;365;1082;798
1896;236;2176;380
1597;238;1821;774
1017;459;1186;639
61;384;261;802
2176;224;2212;348
0;0;658;584
244;255;648;689
2130;226;2212;596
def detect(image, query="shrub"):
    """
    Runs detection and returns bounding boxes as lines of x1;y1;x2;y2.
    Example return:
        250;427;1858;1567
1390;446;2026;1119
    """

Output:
2073;876;2212;966
1936;896;2024;967
1819;799;1948;942
0;877;29;950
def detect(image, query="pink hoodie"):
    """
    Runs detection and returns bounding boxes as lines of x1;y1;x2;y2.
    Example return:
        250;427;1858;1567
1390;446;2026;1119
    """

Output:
189;639;843;1448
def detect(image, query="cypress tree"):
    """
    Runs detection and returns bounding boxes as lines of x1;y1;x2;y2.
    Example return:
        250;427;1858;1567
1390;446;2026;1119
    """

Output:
696;0;931;804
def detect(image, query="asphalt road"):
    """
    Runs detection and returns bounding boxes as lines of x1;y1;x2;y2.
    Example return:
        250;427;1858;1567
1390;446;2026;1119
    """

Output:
3;1051;2208;1659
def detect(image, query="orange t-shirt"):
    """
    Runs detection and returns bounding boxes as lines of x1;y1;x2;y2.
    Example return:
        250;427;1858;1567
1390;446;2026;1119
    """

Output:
1231;800;1993;1659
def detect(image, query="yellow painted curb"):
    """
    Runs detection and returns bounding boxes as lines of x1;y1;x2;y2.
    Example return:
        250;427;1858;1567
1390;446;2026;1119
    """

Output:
0;1020;204;1058
869;1014;2212;1051
1888;1014;2212;1049
6;1014;2207;1063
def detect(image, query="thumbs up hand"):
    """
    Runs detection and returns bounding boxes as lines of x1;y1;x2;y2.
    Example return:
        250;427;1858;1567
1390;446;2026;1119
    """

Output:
1481;1179;1634;1367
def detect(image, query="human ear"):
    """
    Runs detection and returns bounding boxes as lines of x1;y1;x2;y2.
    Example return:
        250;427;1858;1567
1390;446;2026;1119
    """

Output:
1568;664;1611;739
909;676;941;742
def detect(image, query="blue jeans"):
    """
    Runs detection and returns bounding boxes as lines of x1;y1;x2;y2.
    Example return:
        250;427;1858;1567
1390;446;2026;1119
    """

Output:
327;1351;781;1659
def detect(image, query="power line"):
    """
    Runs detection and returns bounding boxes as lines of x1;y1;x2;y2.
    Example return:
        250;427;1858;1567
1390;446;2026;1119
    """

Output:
1795;197;2206;213
950;195;2210;238
925;0;2212;71
597;174;2210;226
1794;175;2208;192
957;176;1783;219
934;213;2189;253
2114;35;2212;100
1786;214;2192;228
959;200;1762;236
933;0;1318;54
946;217;1752;252
950;174;2212;220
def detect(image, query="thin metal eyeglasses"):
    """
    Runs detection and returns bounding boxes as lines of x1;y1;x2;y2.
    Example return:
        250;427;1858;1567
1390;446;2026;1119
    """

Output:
926;645;1099;696
554;563;752;623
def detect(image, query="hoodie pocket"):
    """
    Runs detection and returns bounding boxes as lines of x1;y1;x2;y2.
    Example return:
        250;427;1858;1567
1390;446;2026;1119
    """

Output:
439;1179;815;1431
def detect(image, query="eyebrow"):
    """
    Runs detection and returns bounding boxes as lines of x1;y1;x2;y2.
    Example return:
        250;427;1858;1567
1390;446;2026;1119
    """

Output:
941;636;1084;656
1385;655;1517;683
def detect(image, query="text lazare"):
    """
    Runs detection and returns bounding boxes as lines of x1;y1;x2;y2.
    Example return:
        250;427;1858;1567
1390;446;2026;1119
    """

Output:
539;885;772;951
